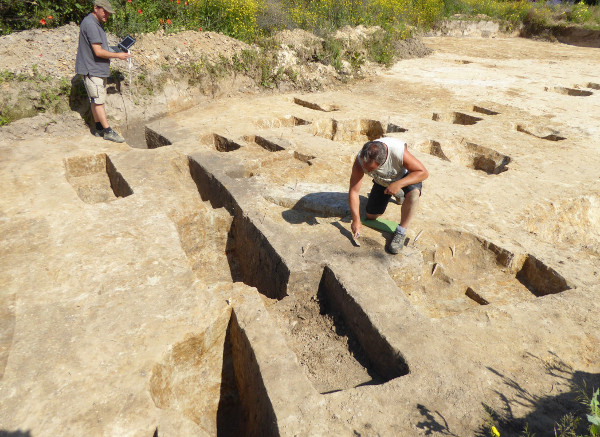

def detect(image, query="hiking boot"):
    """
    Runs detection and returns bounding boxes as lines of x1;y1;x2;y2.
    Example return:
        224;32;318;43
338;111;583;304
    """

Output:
386;231;405;254
103;128;125;143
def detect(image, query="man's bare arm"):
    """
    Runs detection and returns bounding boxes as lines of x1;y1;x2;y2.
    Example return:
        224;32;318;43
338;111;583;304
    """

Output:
91;43;130;61
384;148;428;195
349;158;364;236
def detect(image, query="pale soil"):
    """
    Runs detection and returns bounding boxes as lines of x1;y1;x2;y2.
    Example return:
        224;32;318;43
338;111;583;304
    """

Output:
1;21;599;437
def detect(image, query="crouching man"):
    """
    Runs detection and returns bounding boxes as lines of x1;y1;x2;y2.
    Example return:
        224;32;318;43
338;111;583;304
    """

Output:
349;138;429;254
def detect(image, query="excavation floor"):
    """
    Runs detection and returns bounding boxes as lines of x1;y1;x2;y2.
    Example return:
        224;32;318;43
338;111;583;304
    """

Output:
1;36;599;436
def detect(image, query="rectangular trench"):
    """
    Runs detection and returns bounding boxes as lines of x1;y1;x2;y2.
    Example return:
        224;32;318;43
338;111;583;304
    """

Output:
187;154;408;392
150;310;279;437
226;310;279;437
188;155;290;299
318;266;409;382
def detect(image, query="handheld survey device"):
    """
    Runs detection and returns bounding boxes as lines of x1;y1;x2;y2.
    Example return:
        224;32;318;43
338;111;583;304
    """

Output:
118;35;136;52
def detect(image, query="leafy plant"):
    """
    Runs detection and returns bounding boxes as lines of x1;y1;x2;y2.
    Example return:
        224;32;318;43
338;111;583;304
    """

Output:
587;388;600;436
568;2;594;23
0;0;88;35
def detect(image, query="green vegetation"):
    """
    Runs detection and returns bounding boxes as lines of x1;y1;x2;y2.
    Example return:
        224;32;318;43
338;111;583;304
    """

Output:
483;384;600;437
2;0;600;38
585;388;600;436
0;65;86;126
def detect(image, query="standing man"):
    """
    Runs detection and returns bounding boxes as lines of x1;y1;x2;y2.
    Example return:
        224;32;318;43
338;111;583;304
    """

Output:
75;0;130;143
349;138;429;254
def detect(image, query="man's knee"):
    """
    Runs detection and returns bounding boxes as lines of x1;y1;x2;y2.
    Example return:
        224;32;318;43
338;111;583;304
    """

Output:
405;189;421;200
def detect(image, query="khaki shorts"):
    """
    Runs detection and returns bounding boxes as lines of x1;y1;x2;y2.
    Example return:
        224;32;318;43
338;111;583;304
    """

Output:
83;75;107;105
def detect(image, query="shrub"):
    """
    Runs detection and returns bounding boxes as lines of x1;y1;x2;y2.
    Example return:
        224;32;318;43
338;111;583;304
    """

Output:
0;0;89;35
190;0;262;40
285;0;366;34
568;1;594;23
105;0;262;40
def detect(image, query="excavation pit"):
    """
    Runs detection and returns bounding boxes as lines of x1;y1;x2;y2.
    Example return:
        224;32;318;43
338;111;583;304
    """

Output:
432;111;483;125
386;123;408;133
188;156;291;300
243;135;289;152
312;118;385;142
545;86;593;97
254;115;311;129
212;134;243;152
472;105;500;115
516;124;566;141
223;145;311;180
149;310;277;436
293;151;316;164
145;126;173;149
293;97;340;112
317;267;409;383
170;209;240;284
263;265;408;395
64;153;133;204
388;230;572;318
419;139;511;174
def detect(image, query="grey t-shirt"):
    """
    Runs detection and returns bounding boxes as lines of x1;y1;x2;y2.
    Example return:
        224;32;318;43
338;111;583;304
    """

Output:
75;13;110;77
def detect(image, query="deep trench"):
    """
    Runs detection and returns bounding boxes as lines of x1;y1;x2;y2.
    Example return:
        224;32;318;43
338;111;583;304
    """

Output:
149;310;278;437
218;310;279;437
186;154;408;394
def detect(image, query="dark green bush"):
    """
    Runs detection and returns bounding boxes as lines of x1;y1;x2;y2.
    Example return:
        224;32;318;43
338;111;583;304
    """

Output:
0;0;91;35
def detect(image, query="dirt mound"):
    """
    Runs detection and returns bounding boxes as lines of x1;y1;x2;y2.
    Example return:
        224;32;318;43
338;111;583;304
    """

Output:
333;24;382;41
273;28;323;50
0;23;434;140
0;23;252;79
129;29;253;70
0;22;83;78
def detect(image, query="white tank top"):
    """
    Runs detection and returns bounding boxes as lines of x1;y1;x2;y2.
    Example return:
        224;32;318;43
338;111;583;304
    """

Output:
357;137;408;187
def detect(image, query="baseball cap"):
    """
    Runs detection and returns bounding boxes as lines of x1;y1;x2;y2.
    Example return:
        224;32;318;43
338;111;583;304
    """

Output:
94;0;115;14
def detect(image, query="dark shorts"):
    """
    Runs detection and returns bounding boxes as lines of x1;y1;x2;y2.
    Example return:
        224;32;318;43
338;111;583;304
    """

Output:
366;175;422;216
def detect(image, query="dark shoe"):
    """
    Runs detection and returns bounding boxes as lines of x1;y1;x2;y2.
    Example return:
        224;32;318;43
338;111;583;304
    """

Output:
386;231;405;254
103;128;125;143
93;128;104;137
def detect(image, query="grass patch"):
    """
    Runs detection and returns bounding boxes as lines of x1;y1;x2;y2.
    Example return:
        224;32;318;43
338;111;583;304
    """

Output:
0;65;84;126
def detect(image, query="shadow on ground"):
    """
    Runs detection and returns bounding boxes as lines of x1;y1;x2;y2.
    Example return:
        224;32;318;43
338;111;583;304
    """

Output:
414;352;600;436
280;192;367;225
